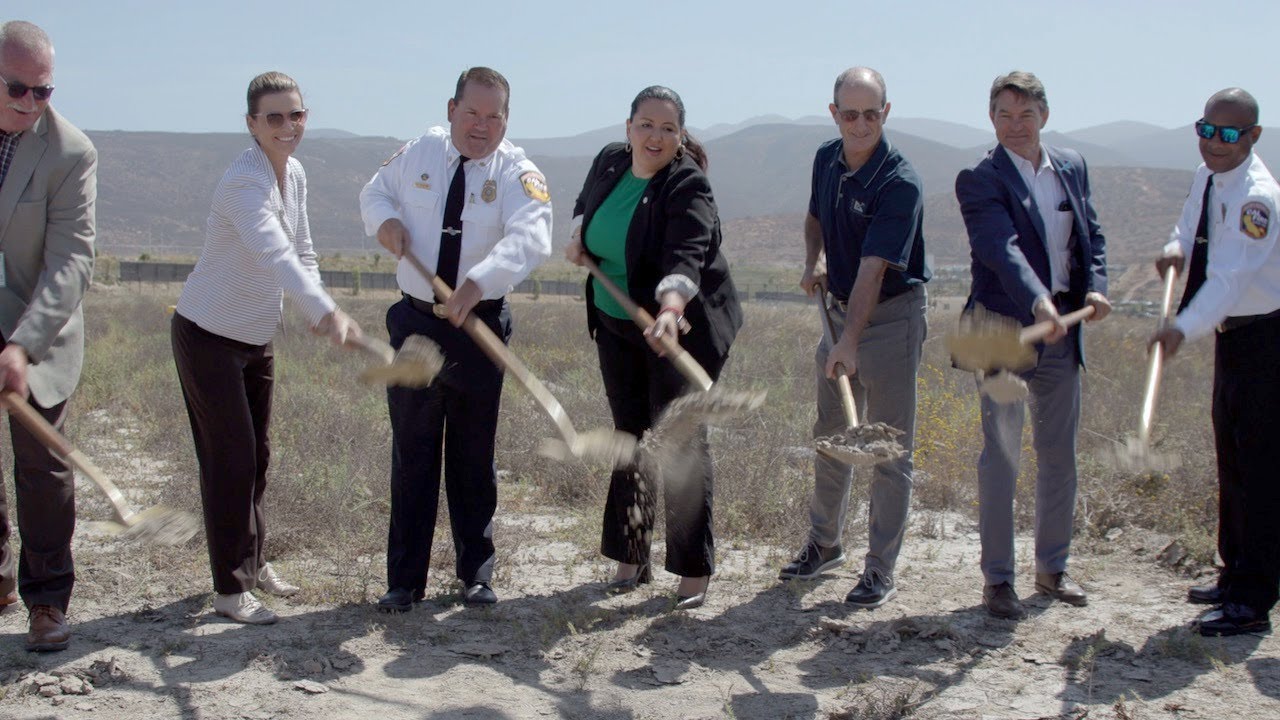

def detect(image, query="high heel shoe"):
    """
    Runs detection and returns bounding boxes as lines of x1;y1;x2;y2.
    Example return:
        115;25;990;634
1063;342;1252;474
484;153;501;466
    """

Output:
674;577;709;610
605;563;652;595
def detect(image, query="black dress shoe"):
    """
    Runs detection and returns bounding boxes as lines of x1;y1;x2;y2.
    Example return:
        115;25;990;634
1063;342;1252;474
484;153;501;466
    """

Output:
1187;583;1224;605
605;563;652;595
1198;603;1271;637
983;582;1024;619
1035;571;1088;607
464;582;497;606
377;587;420;613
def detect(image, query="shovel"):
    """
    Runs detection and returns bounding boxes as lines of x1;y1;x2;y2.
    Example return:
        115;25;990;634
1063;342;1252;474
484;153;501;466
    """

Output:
965;305;1098;404
810;282;906;466
579;256;713;391
949;304;1096;373
0;390;198;545
399;250;635;467
1106;267;1181;471
346;333;443;388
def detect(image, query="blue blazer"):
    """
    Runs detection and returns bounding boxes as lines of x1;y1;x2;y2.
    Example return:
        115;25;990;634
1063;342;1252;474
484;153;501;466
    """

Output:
955;144;1107;363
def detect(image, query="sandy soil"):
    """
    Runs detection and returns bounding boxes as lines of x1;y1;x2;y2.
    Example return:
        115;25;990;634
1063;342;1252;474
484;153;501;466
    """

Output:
0;418;1276;720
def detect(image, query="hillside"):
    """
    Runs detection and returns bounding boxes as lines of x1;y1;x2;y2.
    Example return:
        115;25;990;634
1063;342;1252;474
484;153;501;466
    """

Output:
86;124;1195;268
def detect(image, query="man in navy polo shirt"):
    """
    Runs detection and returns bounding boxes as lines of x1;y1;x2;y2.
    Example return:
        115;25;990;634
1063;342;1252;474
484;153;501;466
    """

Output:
778;66;931;609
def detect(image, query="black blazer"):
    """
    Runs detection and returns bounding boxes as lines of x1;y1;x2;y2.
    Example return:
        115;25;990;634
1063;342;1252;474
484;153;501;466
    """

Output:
573;143;742;372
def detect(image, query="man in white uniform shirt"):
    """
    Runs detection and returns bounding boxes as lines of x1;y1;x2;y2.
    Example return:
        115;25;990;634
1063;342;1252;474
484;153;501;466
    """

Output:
360;67;552;610
1152;88;1280;637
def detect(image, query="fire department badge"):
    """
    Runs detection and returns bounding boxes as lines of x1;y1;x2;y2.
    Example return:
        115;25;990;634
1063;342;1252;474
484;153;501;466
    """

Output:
1241;201;1270;240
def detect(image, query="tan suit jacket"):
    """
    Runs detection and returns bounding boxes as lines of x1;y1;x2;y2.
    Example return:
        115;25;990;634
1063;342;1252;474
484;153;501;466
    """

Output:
0;106;96;407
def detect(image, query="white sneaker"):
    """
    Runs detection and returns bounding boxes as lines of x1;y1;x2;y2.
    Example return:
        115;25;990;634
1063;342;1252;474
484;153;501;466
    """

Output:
213;592;278;625
256;563;300;597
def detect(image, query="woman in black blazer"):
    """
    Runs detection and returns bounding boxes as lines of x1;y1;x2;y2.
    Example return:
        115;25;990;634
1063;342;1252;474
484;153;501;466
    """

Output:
566;86;742;609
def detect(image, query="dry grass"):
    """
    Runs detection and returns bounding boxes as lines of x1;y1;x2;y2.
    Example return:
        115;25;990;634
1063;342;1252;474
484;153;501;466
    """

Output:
22;286;1219;583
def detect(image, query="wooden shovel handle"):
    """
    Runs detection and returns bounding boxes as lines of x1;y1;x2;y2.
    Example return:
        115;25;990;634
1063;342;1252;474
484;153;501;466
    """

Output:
344;334;395;364
579;256;714;392
1139;267;1179;443
1019;305;1096;345
814;281;858;429
400;250;578;445
0;390;135;525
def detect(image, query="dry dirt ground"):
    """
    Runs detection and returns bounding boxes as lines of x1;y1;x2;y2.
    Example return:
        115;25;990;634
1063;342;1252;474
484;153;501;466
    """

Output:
0;418;1276;720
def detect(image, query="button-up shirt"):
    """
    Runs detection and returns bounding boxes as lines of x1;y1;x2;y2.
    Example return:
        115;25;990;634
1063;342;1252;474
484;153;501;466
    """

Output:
359;127;553;302
1164;152;1280;341
0;130;21;188
1008;145;1072;295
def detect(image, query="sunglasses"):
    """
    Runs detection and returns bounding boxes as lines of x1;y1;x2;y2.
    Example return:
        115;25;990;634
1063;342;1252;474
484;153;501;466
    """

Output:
0;73;54;102
1195;119;1256;144
251;109;308;128
836;107;884;123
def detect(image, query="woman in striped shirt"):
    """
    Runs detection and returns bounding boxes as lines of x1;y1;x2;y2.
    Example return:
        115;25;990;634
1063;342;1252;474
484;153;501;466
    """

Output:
171;71;359;625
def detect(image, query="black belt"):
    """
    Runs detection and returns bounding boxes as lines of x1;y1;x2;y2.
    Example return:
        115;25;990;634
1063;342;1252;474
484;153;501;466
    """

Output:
1217;308;1280;333
403;293;503;318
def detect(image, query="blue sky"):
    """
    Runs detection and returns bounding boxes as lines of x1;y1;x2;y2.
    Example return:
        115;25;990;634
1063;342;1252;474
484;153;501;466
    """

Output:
14;1;1278;139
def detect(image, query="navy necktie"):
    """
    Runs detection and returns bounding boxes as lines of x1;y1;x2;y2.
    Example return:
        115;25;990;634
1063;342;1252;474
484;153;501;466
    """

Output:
436;155;469;290
1178;174;1213;313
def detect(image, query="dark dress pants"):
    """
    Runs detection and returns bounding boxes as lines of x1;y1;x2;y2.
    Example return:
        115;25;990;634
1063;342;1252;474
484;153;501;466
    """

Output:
0;393;75;611
1213;314;1280;615
594;309;724;578
171;312;275;594
385;297;510;593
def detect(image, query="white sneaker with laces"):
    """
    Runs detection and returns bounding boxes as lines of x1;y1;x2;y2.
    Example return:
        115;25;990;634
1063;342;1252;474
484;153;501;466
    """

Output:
213;592;278;625
257;563;300;597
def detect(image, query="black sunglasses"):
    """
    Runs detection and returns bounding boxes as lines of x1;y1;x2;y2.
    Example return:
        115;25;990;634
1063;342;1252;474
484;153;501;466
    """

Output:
251;109;308;128
1195;119;1256;144
0;73;54;102
835;107;884;123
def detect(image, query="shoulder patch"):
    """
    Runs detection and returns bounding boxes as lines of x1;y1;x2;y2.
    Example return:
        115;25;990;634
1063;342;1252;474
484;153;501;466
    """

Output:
1241;201;1270;239
381;143;408;167
520;171;550;203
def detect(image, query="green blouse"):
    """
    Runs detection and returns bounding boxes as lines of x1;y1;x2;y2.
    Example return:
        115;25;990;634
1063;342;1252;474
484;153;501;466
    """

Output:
584;169;649;319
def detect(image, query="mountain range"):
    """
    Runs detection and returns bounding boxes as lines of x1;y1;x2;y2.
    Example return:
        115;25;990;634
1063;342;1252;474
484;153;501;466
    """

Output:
87;115;1259;267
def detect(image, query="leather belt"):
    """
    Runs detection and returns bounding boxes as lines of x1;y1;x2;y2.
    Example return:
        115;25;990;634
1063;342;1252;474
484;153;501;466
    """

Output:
403;293;503;318
1217;307;1280;333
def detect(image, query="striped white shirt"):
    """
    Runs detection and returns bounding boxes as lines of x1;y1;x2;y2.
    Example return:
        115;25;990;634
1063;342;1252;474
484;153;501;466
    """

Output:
177;145;336;346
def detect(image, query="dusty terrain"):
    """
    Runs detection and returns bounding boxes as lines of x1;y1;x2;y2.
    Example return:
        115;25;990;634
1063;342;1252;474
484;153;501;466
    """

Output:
1;422;1275;720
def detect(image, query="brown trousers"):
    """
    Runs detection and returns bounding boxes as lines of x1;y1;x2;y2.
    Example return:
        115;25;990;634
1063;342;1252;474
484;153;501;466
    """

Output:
0;395;74;611
171;313;274;594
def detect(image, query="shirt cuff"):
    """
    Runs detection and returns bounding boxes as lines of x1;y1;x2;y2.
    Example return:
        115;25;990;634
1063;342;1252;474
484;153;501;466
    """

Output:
1031;293;1052;316
656;274;699;302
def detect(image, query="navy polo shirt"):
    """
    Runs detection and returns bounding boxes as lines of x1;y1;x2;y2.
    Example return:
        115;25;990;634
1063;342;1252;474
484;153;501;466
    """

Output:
808;136;931;301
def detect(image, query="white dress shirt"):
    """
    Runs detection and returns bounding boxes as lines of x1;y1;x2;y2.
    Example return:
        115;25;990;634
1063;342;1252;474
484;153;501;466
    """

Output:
1008;145;1073;296
359;127;553;301
1164;153;1280;341
177;146;336;346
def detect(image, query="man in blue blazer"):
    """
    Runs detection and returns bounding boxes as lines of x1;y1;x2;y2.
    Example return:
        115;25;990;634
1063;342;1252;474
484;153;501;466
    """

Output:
955;71;1111;619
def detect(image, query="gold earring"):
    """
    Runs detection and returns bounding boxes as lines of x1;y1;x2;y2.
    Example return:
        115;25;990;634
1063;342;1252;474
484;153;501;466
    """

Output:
674;144;685;160
625;141;632;153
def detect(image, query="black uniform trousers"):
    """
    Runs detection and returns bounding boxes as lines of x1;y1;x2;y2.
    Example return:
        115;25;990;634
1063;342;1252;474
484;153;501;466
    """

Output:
171;312;275;594
594;309;725;578
1213;313;1280;615
385;296;510;593
0;390;74;611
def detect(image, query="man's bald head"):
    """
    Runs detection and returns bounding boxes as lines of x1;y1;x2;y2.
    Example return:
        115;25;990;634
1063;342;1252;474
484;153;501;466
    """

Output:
833;67;887;107
0;21;53;65
1206;87;1259;126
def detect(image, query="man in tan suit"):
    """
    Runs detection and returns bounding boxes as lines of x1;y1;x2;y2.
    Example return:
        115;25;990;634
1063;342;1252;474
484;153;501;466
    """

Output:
0;20;96;652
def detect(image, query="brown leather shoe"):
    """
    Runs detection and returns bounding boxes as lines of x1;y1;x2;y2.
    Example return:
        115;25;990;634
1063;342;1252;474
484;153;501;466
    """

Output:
27;605;70;652
983;582;1024;619
1035;571;1088;607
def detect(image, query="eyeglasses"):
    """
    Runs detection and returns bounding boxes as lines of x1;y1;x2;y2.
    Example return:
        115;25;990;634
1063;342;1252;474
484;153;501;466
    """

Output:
1195;119;1256;144
251;109;308;128
0;73;54;102
836;107;883;123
